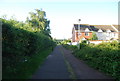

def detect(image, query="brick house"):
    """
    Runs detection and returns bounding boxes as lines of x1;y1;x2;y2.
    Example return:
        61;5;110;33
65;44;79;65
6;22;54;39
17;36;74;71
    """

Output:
72;24;119;42
72;24;93;42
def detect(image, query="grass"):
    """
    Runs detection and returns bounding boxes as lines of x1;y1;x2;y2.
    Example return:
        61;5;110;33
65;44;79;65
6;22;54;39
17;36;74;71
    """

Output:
59;46;77;79
3;47;53;79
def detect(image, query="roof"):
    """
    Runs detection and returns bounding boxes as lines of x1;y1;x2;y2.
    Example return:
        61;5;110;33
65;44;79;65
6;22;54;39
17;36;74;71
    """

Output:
74;24;92;32
73;24;117;32
112;25;120;30
90;25;116;32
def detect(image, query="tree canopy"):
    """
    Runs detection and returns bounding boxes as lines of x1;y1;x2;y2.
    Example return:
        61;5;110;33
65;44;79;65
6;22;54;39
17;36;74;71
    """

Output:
89;32;98;40
26;9;50;36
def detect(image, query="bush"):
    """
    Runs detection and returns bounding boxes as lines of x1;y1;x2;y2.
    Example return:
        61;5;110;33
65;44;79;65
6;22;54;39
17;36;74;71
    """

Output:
64;42;120;81
2;19;56;79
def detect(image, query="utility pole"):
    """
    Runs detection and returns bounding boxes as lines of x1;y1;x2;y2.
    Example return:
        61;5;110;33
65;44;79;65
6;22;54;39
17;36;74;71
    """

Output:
77;19;81;49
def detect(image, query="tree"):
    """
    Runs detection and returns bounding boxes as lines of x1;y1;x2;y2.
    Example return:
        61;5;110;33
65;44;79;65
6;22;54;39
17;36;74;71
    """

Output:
89;32;98;40
26;9;51;36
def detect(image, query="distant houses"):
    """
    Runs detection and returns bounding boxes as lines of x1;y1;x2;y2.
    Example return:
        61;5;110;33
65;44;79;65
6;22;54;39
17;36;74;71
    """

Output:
72;24;119;44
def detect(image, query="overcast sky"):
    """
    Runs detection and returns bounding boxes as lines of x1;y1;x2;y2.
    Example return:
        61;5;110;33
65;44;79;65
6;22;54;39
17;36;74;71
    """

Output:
0;0;119;39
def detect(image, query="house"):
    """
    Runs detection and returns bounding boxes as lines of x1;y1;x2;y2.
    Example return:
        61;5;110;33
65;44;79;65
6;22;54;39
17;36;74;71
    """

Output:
90;25;118;40
72;24;119;42
72;24;93;42
112;25;120;41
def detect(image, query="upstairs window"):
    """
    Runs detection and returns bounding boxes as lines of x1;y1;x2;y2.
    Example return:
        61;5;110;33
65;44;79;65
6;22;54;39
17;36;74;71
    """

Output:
85;32;89;36
78;33;81;36
114;33;116;36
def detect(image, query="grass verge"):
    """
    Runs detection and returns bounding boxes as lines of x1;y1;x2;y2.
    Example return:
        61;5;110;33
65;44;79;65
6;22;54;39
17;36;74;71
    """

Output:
3;47;52;79
59;46;77;79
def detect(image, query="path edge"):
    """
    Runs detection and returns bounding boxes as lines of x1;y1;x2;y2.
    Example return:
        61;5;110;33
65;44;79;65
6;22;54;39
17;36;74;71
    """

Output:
59;46;77;80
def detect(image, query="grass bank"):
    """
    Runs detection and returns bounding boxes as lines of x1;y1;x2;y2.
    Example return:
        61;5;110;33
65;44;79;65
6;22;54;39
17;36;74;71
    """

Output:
59;46;76;79
3;47;53;79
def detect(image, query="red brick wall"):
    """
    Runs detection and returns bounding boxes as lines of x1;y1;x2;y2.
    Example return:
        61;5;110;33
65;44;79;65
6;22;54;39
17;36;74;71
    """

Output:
75;32;92;41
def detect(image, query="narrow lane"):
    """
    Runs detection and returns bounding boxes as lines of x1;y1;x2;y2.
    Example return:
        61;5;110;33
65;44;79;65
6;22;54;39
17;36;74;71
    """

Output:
31;45;114;80
31;45;70;79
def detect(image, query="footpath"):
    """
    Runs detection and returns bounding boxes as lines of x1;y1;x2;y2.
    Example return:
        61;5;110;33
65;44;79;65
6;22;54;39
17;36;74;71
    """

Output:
31;45;70;79
31;45;114;80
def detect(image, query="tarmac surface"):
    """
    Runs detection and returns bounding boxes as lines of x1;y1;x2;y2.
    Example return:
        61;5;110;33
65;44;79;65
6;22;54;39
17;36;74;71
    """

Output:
31;45;114;80
31;45;70;79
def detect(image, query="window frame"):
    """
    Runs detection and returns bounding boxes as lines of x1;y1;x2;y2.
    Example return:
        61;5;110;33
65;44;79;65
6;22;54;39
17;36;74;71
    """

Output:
85;32;89;36
78;32;81;36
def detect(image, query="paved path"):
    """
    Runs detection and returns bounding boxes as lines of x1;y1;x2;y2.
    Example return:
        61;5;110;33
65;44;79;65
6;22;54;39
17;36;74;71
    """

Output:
31;45;70;79
31;45;114;80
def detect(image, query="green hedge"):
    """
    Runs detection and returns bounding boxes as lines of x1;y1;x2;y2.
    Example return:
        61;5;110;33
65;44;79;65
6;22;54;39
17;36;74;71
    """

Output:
63;42;120;81
2;19;55;79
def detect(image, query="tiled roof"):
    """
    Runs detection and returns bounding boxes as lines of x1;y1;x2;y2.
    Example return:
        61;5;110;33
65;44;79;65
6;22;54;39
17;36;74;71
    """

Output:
112;25;120;30
74;24;92;32
74;24;117;32
90;25;116;32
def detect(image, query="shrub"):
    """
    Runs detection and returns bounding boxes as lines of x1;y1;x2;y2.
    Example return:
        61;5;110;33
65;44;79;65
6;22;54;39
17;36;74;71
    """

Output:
2;19;56;79
64;41;120;81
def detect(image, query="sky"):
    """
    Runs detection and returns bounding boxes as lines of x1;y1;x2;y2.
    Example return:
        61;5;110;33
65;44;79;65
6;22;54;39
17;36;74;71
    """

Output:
0;0;119;39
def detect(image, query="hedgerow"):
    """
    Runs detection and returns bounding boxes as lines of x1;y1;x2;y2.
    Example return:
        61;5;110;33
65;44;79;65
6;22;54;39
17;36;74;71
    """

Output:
2;18;56;79
63;41;120;81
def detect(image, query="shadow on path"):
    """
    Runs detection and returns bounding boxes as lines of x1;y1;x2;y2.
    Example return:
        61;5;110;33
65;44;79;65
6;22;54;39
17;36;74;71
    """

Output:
31;45;70;79
31;45;114;80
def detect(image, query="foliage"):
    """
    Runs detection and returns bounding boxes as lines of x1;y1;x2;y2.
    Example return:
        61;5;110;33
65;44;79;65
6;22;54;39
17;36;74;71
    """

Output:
63;44;77;51
61;39;71;44
5;47;52;79
26;9;50;36
63;41;120;81
53;39;62;45
2;9;56;79
81;40;87;43
89;32;98;40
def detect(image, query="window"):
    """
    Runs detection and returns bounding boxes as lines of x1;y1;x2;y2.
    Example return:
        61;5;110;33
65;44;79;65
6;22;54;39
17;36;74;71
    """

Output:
78;33;81;36
85;32;89;36
114;33;116;36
